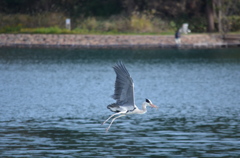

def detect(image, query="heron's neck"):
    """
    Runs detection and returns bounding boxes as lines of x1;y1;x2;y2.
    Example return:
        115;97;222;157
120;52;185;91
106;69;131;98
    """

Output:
141;102;148;114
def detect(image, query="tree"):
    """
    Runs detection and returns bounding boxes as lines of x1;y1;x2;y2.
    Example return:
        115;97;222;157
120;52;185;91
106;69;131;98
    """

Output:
206;0;215;32
213;0;240;34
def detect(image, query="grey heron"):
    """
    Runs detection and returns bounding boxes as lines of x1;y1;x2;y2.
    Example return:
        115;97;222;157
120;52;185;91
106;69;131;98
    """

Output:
102;61;157;132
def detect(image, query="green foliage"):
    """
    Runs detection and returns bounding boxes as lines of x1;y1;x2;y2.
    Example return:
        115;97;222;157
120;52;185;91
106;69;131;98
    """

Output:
78;17;98;31
21;27;71;34
0;24;22;33
0;13;66;29
170;21;176;29
228;16;240;32
130;12;153;32
74;13;173;34
188;17;207;32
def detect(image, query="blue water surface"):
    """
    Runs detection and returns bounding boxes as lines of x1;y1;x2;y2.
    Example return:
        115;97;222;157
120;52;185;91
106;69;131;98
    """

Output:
0;48;240;157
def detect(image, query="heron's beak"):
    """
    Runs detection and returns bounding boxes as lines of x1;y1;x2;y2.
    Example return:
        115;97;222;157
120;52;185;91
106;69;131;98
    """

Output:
150;103;158;108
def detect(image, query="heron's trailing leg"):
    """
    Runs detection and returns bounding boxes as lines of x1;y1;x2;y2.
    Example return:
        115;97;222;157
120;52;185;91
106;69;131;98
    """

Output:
102;112;120;125
102;111;126;125
106;115;125;132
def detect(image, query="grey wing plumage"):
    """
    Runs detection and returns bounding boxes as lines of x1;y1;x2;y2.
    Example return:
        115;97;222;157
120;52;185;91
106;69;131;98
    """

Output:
111;61;135;110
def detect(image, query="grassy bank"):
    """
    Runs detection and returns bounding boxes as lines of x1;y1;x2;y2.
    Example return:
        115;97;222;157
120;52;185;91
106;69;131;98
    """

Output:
0;26;175;35
0;12;177;34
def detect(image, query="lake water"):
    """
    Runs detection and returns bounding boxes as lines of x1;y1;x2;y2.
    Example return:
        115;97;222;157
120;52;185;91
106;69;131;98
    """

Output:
0;48;240;157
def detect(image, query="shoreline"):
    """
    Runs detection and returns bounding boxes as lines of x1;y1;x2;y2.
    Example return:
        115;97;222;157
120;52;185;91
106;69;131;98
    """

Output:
0;34;240;49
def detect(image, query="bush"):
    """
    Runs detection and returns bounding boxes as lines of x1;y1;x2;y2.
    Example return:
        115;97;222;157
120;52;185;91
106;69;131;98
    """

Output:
0;13;66;29
130;12;153;32
228;16;240;32
0;24;22;33
74;12;173;34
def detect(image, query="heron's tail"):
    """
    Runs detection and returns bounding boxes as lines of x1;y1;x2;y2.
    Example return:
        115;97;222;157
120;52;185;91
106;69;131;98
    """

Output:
107;103;120;112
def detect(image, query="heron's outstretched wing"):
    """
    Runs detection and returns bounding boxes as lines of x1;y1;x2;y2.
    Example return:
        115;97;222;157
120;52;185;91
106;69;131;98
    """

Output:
111;61;135;110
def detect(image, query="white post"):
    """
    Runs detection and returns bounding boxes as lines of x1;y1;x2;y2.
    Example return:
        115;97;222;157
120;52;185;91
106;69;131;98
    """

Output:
66;18;71;30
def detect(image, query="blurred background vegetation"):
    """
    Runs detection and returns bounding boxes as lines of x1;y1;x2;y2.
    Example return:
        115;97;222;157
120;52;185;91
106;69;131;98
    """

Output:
0;0;240;34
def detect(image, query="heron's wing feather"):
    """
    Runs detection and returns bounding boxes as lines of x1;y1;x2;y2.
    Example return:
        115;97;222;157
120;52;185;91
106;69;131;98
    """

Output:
111;62;135;110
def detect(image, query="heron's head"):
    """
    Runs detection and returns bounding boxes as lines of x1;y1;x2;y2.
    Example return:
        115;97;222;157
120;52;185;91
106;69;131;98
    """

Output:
145;99;157;108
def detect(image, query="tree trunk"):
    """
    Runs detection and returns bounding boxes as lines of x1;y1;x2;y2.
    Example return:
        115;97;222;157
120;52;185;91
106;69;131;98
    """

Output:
217;0;223;34
206;0;215;32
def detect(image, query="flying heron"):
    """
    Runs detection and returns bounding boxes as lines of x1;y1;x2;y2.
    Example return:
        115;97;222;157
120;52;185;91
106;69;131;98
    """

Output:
102;61;157;132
